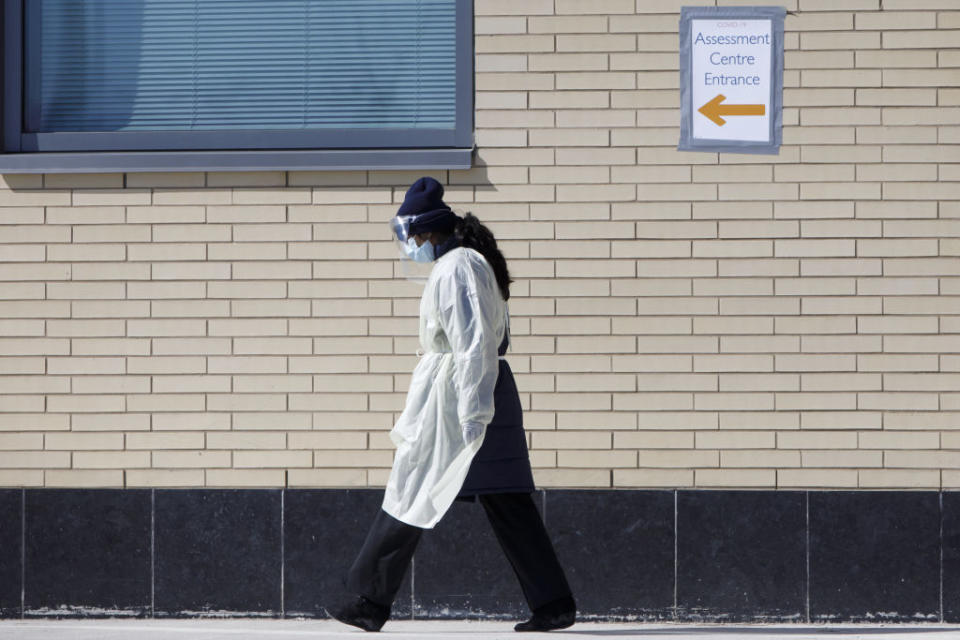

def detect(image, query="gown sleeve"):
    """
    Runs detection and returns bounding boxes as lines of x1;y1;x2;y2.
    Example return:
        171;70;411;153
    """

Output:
436;254;500;443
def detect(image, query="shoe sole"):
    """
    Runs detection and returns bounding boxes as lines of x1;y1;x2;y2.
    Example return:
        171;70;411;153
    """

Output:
515;620;575;632
326;607;383;632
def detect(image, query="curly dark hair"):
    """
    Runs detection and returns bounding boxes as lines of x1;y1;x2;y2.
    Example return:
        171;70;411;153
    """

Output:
453;213;513;301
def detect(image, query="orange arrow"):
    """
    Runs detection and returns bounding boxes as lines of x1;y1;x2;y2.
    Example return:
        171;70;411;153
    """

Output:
698;94;765;126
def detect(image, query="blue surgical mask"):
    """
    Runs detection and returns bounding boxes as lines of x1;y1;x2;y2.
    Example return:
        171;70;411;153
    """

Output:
404;237;435;263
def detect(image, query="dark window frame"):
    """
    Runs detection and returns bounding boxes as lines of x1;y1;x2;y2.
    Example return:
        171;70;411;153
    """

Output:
0;0;474;173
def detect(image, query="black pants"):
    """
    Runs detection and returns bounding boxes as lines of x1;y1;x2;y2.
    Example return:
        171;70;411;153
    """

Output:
346;491;573;612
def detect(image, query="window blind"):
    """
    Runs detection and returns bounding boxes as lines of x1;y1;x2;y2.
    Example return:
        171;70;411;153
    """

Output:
28;0;458;133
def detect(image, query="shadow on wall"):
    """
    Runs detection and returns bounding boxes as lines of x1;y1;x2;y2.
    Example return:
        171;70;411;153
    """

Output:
2;488;959;624
0;164;498;187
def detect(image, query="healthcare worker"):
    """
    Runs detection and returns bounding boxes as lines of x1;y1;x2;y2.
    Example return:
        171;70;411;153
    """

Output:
330;177;576;633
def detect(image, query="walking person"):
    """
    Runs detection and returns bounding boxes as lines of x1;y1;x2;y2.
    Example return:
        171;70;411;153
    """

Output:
330;177;576;633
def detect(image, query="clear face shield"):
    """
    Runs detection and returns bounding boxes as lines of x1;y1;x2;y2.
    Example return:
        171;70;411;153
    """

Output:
389;214;435;283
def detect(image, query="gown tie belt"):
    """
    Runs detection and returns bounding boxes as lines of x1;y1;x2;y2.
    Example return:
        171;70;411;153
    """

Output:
417;348;507;360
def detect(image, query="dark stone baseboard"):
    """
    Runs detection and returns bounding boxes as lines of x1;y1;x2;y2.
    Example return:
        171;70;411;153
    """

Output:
0;488;952;622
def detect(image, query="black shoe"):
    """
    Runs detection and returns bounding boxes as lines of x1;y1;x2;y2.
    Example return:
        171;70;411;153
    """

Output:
328;594;391;632
515;595;576;632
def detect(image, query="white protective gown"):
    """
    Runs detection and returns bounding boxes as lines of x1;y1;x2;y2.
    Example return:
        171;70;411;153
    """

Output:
382;246;507;529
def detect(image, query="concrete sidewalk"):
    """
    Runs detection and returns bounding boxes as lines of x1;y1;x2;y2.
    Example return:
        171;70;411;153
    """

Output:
3;619;960;639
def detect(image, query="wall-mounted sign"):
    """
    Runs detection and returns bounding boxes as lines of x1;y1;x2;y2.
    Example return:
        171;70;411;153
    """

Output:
678;6;785;154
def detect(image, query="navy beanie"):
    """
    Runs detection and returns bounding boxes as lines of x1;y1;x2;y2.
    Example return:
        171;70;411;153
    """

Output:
398;176;461;236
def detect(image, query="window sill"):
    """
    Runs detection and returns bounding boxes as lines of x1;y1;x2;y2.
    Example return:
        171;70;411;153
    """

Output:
0;148;474;174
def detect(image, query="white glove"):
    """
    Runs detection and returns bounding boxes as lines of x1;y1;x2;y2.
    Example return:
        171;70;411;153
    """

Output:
462;421;485;445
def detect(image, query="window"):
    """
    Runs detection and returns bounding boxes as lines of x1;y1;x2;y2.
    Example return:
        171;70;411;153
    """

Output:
0;0;474;173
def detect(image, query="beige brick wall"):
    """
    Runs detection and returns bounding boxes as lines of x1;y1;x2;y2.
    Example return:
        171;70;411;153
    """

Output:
1;0;959;490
